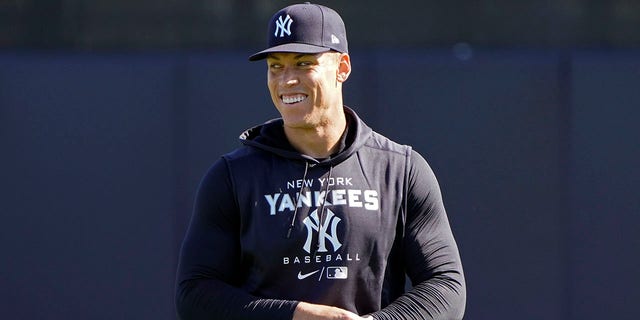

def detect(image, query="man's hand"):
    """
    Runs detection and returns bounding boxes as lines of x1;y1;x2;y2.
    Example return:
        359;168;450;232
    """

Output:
293;302;373;320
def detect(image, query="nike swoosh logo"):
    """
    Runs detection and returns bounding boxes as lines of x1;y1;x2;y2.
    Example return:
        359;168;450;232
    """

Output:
297;270;319;280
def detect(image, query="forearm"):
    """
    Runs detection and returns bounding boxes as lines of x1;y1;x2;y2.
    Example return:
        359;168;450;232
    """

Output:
293;302;373;320
176;281;377;320
368;272;466;320
176;278;298;320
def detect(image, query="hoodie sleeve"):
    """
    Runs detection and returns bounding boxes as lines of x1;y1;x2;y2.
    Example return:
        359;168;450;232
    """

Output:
370;150;466;320
175;158;299;320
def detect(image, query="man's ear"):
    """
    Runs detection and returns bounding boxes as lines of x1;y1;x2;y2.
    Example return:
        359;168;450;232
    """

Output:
336;53;351;83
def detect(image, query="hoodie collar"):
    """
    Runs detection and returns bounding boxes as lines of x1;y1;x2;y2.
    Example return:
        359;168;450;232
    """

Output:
239;106;372;165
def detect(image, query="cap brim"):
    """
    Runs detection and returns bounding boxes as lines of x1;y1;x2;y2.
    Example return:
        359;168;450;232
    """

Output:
248;43;331;61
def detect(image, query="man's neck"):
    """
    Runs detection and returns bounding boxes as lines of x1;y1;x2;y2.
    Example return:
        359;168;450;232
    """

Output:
284;115;347;159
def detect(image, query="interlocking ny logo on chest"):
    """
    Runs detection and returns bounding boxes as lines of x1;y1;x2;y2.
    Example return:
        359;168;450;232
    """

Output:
302;209;341;253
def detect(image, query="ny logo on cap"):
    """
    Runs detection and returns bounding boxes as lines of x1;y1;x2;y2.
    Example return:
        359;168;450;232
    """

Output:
274;14;293;37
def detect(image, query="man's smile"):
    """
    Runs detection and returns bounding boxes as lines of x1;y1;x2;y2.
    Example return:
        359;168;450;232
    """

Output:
281;94;308;104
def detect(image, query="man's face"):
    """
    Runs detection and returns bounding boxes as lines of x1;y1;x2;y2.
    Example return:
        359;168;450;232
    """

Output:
266;52;350;130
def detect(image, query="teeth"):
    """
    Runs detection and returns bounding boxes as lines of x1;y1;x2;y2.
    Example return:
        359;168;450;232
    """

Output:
282;94;306;104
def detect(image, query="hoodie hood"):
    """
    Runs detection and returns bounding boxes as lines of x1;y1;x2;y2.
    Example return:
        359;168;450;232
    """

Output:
239;106;372;165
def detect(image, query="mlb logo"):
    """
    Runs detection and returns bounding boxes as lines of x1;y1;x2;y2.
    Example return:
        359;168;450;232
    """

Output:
326;267;348;279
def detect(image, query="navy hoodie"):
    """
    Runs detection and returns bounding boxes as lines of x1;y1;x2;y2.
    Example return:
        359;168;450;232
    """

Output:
176;107;465;319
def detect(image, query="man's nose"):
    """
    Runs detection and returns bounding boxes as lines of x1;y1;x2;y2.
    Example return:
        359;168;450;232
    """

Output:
282;68;299;86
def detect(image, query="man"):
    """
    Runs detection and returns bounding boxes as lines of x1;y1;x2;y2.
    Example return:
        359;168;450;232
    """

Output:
176;3;466;319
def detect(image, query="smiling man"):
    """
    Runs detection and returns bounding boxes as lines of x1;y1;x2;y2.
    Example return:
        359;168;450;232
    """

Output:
175;3;466;320
265;51;350;159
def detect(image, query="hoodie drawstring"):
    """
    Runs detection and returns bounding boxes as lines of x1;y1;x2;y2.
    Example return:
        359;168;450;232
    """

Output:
286;162;334;241
286;161;310;238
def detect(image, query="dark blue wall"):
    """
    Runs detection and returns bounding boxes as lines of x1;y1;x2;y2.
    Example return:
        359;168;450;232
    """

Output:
568;52;640;320
1;49;638;319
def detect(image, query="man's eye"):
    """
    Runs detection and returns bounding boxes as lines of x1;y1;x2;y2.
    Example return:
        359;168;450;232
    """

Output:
298;61;312;66
269;64;282;69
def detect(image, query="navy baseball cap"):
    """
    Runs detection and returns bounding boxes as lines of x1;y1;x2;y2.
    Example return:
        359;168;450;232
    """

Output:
249;2;348;61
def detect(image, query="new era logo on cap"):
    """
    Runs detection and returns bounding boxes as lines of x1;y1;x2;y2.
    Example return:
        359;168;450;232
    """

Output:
249;3;348;61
